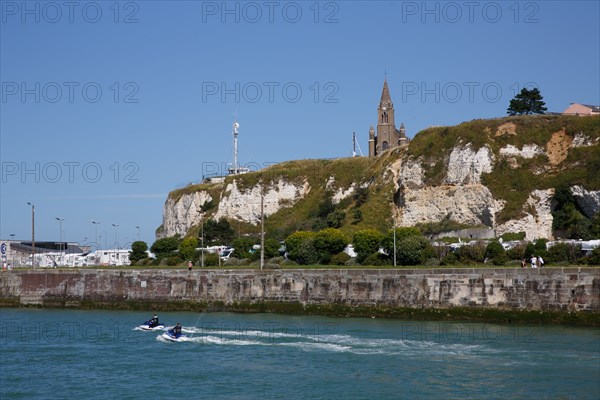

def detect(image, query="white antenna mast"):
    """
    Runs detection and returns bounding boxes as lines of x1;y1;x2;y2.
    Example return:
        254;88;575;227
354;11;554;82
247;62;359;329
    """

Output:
228;112;249;175
353;132;364;157
232;115;239;173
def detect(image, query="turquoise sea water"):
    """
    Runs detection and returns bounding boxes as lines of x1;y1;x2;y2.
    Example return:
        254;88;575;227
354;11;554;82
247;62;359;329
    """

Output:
0;308;598;399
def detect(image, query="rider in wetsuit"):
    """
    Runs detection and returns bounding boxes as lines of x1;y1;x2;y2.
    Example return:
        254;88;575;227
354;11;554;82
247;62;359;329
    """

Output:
173;323;182;338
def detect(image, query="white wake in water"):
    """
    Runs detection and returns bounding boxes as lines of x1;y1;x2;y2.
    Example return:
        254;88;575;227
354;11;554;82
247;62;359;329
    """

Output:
156;326;496;356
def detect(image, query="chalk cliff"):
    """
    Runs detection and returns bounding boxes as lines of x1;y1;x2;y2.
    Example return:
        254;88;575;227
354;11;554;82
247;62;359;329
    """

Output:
158;115;600;241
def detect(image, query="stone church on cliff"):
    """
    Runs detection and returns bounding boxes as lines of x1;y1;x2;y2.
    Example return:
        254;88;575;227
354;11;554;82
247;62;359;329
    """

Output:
369;79;409;157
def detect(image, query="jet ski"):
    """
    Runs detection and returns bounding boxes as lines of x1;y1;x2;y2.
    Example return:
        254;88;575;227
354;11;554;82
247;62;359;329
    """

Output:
138;320;165;331
161;328;186;342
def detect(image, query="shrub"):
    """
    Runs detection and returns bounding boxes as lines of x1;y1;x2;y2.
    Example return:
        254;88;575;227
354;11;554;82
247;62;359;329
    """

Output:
547;243;581;264
396;236;433;266
458;241;486;263
330;252;350;266
506;242;527;260
224;257;246;266
352;209;363;224
204;253;220;266
441;252;458;265
587;247;600;265
162;256;183;266
500;232;526;241
485;241;508;264
524;242;536;259
363;252;390;266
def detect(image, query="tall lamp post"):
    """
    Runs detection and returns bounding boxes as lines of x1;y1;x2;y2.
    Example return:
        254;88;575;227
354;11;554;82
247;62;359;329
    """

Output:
201;219;205;267
112;224;119;266
112;224;119;247
9;233;15;267
55;217;64;266
27;202;35;268
91;220;101;250
135;226;141;242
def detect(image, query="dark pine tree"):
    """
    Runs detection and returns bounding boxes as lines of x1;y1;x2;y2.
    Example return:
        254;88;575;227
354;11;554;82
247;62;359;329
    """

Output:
507;88;547;115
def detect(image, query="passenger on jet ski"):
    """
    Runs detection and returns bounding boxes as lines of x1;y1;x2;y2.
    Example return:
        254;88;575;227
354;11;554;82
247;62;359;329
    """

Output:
148;314;160;328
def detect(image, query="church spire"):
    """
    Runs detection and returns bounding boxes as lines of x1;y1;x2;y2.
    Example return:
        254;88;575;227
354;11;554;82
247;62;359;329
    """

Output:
379;79;392;107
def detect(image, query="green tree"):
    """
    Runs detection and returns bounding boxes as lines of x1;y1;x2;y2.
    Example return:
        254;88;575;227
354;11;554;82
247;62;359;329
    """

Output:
382;227;421;253
203;219;235;245
485;241;508;265
232;237;255;259
314;228;349;264
129;241;148;265
507;87;547;115
178;236;198;261
285;231;317;262
326;210;346;228
534;239;548;258
264;238;281;259
150;236;181;260
395;236;433;266
295;237;319;265
353;229;384;263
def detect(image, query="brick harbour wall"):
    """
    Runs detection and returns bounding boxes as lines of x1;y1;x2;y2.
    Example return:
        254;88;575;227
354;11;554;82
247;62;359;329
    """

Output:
1;268;598;314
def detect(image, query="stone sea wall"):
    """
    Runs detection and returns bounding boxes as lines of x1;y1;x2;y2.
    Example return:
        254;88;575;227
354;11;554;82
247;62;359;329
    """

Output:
1;268;599;325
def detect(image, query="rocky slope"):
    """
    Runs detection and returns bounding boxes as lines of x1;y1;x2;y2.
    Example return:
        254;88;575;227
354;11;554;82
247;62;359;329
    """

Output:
158;115;600;241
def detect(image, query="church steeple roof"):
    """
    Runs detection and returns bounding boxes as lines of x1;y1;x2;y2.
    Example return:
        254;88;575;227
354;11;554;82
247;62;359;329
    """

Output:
380;79;392;105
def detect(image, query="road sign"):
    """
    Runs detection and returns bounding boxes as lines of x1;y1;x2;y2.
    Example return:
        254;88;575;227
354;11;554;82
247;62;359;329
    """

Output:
0;243;6;255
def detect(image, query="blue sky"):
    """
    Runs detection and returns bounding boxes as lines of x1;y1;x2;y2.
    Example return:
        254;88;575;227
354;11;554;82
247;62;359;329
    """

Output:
1;0;599;247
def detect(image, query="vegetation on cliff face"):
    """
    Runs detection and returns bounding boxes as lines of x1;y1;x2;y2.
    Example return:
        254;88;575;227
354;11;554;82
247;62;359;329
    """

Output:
163;115;599;241
407;115;600;224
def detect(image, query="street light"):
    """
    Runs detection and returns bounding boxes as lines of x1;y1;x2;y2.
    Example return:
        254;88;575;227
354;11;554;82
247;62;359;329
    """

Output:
112;224;119;266
55;217;64;266
91;220;101;250
136;226;141;242
27;202;35;268
9;234;15;267
112;224;119;247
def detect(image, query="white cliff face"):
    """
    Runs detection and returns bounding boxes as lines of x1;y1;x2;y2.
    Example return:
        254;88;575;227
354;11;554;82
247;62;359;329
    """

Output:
445;145;493;184
161;191;213;238
332;184;356;204
571;185;600;218
326;176;356;204
214;179;310;224
398;185;504;228
499;144;544;159
572;133;599;148
399;158;424;189
496;189;554;241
